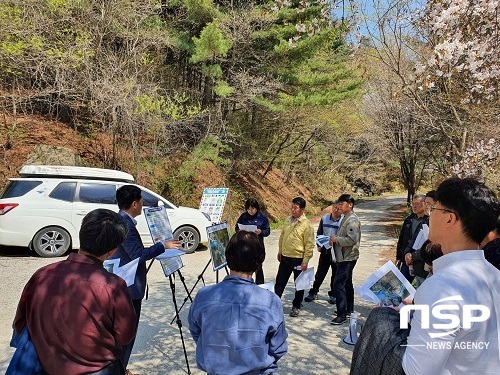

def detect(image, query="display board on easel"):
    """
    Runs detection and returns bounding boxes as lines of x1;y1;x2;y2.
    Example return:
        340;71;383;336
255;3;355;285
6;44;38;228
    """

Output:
142;205;191;374
199;188;229;223
206;222;230;271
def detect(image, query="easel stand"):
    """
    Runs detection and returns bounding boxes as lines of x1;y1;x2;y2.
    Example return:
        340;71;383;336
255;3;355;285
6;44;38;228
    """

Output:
215;265;230;283
147;259;191;374
173;257;212;324
168;272;191;374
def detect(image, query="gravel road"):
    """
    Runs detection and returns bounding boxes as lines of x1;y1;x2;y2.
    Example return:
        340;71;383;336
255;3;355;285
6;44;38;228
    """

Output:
0;194;405;374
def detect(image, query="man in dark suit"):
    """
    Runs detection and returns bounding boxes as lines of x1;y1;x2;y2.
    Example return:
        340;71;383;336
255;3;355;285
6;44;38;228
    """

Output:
110;185;181;374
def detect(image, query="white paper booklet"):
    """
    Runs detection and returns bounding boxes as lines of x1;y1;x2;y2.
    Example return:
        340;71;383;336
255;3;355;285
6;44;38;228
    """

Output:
355;260;415;308
294;267;315;291
103;258;140;287
315;235;332;250
238;223;258;232
412;224;429;250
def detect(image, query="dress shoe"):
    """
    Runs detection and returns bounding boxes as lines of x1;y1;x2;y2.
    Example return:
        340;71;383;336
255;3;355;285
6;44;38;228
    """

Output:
328;295;336;304
334;310;353;318
331;316;347;325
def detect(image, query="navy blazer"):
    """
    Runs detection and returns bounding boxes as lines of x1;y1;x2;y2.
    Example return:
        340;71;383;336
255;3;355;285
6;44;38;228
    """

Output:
110;211;165;300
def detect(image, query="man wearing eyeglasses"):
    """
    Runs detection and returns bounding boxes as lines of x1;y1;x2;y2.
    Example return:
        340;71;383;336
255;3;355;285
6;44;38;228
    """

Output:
402;178;500;374
401;194;429;283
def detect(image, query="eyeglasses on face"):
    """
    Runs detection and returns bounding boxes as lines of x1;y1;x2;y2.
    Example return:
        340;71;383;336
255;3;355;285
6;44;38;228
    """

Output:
429;206;459;217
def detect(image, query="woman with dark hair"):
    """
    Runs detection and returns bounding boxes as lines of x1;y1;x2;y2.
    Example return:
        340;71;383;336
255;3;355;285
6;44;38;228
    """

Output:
235;198;271;284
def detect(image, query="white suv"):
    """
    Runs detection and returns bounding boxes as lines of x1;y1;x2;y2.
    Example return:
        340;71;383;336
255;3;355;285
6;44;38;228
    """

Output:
0;165;212;257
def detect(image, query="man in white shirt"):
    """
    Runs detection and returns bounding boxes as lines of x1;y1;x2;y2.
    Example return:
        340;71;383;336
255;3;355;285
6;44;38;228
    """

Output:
402;177;500;375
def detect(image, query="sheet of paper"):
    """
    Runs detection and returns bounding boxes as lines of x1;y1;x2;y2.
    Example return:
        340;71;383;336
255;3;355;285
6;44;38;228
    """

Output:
258;281;275;292
103;258;140;287
237;223;258;232
412;224;429;250
316;235;332;250
295;267;315;291
355;260;415;309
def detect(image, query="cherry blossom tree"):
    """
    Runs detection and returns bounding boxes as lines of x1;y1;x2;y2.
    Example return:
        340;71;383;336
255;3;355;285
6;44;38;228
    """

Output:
413;0;499;103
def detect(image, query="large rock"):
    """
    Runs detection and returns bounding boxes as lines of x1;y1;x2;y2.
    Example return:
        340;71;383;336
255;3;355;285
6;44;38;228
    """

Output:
25;145;81;166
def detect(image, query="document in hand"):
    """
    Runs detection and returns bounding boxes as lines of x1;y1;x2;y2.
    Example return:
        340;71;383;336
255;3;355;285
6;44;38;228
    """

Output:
355;261;415;308
315;235;332;250
412;224;429;250
258;281;275;292
103;258;140;287
237;223;258;232
294;267;315;291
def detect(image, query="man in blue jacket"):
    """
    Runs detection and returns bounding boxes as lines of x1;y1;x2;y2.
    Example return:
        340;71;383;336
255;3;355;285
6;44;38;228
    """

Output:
110;185;181;374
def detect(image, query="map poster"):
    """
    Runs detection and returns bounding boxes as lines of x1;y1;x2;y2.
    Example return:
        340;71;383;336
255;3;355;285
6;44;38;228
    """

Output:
206;222;230;271
199;187;229;223
355;261;416;309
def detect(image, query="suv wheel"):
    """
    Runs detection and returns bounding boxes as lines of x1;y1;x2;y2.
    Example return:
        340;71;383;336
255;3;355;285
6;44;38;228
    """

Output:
32;226;71;257
174;226;199;254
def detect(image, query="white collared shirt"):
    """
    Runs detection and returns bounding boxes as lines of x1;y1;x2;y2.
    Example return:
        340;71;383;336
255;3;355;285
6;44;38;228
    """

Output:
403;250;500;374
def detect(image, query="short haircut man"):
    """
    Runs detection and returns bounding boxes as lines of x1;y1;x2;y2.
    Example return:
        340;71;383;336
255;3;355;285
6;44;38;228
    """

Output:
305;202;342;304
109;184;181;371
189;231;288;374
14;209;137;374
116;184;142;210
331;194;361;324
402;178;500;374
275;197;316;317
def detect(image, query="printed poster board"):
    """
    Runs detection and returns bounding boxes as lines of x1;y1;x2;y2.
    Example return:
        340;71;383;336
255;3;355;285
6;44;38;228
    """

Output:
206;222;230;271
199;188;229;223
143;206;183;275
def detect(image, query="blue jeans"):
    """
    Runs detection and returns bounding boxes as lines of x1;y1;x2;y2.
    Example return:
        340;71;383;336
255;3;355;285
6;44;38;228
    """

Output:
333;260;357;318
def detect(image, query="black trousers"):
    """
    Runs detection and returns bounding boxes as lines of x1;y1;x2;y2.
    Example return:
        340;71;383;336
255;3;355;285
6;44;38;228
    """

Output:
120;298;141;369
254;264;264;285
274;256;304;309
333;260;357;318
309;250;336;296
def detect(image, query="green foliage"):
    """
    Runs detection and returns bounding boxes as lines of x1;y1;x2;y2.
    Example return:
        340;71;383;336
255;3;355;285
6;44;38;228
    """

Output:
164;135;232;204
134;92;203;120
214;80;233;97
190;21;233;63
201;64;223;78
183;0;217;23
